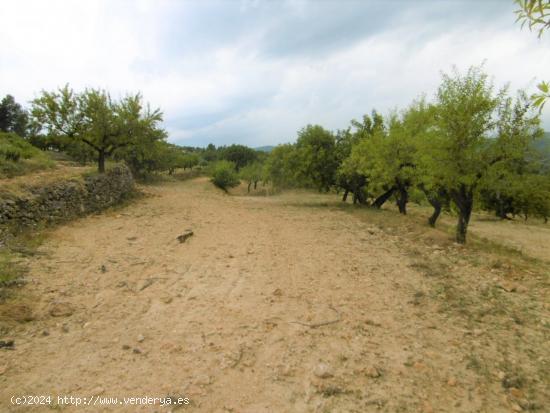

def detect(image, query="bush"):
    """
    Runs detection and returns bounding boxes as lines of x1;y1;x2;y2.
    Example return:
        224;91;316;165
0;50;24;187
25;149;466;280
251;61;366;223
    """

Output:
210;160;240;192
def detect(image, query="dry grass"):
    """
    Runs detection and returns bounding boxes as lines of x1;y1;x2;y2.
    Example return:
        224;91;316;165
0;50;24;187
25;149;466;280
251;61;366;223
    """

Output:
0;162;93;196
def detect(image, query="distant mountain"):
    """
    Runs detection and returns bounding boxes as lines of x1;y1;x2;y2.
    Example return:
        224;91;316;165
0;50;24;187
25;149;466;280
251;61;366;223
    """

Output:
255;145;274;153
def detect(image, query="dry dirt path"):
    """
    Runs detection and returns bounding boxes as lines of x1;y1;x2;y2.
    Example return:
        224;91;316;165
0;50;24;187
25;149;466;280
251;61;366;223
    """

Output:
0;178;545;412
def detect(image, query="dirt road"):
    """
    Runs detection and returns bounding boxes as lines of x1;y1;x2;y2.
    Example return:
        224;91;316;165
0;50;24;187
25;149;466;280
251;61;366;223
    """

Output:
1;178;548;412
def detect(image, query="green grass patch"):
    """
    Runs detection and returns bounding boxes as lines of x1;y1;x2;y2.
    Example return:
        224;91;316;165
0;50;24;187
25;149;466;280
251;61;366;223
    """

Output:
0;132;54;178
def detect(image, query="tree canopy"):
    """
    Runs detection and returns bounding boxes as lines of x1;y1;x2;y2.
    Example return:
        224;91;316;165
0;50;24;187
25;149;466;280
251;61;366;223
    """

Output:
0;95;29;137
31;85;166;173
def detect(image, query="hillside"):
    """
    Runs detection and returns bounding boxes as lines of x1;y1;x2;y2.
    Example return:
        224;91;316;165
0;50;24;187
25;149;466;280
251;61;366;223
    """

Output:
255;145;274;153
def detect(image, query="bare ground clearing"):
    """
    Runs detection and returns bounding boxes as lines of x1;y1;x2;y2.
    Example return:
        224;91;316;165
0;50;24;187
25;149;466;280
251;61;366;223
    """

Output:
1;177;548;412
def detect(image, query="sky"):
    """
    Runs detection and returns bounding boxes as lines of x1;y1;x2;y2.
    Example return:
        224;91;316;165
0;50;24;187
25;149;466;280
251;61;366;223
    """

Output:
1;0;549;147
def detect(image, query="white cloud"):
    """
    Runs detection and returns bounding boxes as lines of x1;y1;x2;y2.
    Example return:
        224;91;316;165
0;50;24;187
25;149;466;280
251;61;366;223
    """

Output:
1;0;549;147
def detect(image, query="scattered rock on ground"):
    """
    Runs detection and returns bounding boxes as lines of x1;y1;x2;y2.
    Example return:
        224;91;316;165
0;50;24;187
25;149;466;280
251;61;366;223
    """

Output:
497;281;518;292
49;302;74;317
365;366;381;378
313;363;333;379
0;340;15;349
177;230;194;243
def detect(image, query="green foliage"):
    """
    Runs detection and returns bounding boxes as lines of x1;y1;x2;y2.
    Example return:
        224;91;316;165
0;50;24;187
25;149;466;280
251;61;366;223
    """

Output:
0;132;53;178
264;143;302;189
31;85;166;173
514;1;550;110
220;144;258;171
0;95;29;137
334;113;384;203
515;0;550;38
418;66;501;242
182;153;200;170
210;160;240;192
294;125;338;191
479;91;544;214
239;161;264;192
532;81;550;111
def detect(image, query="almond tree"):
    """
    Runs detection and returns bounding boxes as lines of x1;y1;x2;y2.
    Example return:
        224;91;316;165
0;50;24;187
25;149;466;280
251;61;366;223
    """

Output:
31;85;164;173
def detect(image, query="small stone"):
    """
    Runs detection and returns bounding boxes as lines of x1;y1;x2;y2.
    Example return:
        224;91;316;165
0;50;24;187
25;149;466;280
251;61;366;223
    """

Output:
422;401;434;413
122;344;131;350
194;375;212;385
314;363;333;379
42;330;50;336
133;348;142;354
413;361;426;370
497;281;518;292
91;387;105;396
511;402;523;412
162;296;173;304
137;334;145;343
447;377;457;386
366;366;381;378
0;363;8;375
61;324;70;333
177;230;193;243
272;288;283;297
509;387;523;398
100;264;107;273
49;302;74;317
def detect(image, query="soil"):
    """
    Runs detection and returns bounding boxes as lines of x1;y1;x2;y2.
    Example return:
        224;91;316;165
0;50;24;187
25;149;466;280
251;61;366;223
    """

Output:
0;177;548;412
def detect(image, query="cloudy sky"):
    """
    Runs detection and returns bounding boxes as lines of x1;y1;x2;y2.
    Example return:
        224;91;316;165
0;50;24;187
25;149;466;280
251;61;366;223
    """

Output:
1;0;549;147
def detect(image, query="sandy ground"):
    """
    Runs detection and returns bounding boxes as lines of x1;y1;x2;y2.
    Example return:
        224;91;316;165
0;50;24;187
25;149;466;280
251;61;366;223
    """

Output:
0;177;548;412
469;218;550;263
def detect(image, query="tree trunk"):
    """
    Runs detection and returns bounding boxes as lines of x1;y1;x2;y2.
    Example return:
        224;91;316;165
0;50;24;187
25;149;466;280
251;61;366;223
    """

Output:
427;198;442;227
453;186;473;244
419;184;445;227
371;187;396;209
342;189;349;202
254;181;258;190
247;182;251;193
355;189;367;205
396;185;408;215
98;150;106;173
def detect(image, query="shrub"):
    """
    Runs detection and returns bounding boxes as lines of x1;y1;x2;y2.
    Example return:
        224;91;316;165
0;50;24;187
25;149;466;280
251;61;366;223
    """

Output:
210;160;240;192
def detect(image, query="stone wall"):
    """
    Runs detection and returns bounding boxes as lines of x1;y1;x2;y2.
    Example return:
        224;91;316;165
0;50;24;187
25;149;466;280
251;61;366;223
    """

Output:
0;165;135;242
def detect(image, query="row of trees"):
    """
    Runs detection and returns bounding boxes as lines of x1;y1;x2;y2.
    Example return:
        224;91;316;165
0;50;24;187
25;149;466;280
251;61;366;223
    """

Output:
1;88;270;179
260;66;549;243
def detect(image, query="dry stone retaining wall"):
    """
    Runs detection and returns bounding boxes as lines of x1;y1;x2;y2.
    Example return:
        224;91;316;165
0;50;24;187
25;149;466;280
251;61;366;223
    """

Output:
0;165;135;243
